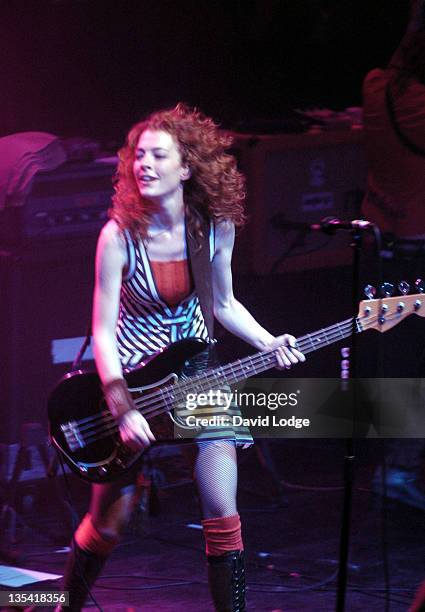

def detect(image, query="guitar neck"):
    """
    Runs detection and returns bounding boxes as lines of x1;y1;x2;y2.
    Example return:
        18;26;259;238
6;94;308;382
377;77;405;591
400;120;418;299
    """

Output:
176;317;361;397
134;292;424;413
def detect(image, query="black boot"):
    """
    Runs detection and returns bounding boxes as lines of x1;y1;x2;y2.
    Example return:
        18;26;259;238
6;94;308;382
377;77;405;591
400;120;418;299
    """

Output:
57;541;107;611
207;550;246;611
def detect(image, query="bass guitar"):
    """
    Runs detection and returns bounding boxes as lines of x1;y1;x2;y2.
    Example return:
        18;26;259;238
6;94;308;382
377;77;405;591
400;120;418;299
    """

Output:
48;293;424;483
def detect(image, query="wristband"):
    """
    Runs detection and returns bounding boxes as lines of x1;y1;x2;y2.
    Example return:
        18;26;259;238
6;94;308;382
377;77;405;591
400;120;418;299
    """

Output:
102;378;135;418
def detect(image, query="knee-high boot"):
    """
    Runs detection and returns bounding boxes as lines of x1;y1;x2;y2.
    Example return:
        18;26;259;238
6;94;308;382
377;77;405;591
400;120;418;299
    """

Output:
207;550;246;612
57;541;107;611
23;542;107;612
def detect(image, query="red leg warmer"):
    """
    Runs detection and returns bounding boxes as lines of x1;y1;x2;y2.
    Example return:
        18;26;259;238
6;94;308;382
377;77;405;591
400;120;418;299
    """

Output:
201;513;244;556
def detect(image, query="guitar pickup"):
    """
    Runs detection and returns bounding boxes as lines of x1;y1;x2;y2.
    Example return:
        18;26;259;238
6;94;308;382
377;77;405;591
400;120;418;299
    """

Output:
61;421;85;451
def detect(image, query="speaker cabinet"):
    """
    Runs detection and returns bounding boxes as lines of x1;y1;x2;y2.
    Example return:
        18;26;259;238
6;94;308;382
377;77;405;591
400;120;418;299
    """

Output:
231;130;367;275
0;236;97;444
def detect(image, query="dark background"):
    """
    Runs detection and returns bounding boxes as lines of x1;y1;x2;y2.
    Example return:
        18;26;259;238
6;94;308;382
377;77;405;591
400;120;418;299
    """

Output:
1;0;409;143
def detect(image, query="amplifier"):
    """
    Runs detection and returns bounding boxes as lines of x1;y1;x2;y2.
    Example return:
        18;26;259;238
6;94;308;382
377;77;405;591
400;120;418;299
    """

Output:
0;237;97;444
0;159;116;245
231;130;367;274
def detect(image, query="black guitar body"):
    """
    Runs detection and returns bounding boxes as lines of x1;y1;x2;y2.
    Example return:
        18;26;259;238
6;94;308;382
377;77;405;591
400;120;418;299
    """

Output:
48;338;207;483
48;292;423;484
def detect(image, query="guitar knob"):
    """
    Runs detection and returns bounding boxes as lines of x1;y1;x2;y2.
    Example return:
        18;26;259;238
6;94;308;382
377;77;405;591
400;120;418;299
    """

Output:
380;282;395;297
415;278;425;293
364;285;376;299
398;281;410;295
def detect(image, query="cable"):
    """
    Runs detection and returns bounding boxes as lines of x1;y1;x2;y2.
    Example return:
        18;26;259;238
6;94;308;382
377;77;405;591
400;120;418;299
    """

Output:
279;478;344;492
96;580;200;591
248;573;413;605
249;568;339;593
270;231;332;274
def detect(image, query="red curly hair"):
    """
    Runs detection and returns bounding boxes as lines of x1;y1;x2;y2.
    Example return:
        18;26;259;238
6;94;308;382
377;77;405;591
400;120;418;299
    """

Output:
110;103;246;240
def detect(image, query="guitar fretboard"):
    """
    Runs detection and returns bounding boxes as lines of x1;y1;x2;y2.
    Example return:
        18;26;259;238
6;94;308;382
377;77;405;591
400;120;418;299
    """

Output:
167;316;361;404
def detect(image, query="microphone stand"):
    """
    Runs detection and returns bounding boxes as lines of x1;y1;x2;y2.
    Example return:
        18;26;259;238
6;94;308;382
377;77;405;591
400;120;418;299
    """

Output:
335;227;362;612
271;216;377;610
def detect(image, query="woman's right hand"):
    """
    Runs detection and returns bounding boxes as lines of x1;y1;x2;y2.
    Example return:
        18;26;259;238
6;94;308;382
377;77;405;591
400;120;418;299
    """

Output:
102;378;155;450
119;410;156;451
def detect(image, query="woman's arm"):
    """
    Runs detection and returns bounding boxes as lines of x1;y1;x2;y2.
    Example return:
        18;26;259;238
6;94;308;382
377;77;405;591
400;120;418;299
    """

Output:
92;220;127;384
92;219;155;448
211;221;305;369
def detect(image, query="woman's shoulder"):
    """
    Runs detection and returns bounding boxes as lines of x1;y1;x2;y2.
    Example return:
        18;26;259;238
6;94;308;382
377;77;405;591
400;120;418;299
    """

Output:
214;218;234;230
214;218;235;238
213;219;235;253
97;219;128;262
99;219;127;246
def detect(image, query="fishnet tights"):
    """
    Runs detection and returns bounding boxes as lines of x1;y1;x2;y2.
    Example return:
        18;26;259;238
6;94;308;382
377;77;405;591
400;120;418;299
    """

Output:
88;440;239;539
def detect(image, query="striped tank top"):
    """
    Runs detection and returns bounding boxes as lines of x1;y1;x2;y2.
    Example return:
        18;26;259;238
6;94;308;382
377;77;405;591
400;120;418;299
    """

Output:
115;225;253;445
116;227;214;368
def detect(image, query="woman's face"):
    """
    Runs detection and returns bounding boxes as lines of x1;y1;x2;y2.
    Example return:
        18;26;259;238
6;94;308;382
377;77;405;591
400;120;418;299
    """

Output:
133;129;190;201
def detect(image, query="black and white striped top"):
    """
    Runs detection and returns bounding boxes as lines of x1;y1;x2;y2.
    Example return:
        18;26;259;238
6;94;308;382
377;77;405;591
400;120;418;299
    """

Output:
116;227;214;368
115;224;253;446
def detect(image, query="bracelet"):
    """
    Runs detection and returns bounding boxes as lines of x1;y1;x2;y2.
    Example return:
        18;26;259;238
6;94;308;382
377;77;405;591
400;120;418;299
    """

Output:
102;378;134;418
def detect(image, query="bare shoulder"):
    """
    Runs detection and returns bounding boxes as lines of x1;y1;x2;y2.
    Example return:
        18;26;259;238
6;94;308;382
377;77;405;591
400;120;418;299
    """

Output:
96;219;127;268
214;219;235;251
99;219;125;246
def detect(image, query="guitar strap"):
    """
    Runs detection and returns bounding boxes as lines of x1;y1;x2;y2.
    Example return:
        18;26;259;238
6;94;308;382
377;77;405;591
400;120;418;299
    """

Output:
185;215;215;341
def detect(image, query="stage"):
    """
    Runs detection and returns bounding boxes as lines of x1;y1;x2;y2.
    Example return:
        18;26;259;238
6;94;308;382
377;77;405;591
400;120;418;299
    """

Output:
0;439;422;611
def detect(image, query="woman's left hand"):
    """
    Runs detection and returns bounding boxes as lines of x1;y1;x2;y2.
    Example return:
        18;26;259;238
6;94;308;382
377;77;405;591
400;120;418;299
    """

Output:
266;334;306;370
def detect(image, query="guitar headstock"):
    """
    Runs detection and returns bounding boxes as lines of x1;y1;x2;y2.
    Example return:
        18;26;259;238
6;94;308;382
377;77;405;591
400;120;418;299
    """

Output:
357;293;425;333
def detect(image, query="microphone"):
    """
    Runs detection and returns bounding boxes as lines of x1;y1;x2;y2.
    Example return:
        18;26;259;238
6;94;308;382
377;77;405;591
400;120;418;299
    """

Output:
271;214;374;234
318;216;374;234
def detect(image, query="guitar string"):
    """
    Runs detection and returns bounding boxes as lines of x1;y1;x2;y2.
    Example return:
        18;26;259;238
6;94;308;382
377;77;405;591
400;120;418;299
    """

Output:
68;316;357;435
68;314;410;444
71;304;418;447
73;298;416;437
67;316;357;437
76;318;358;432
68;315;369;448
66;314;375;446
64;313;383;446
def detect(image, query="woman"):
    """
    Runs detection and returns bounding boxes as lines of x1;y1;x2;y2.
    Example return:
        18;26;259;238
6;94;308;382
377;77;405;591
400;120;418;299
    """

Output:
60;103;305;611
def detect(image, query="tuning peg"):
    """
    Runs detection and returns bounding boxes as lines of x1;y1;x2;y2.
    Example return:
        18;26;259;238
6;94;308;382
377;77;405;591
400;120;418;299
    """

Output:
415;278;425;293
380;282;395;297
364;285;376;299
398;281;410;295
